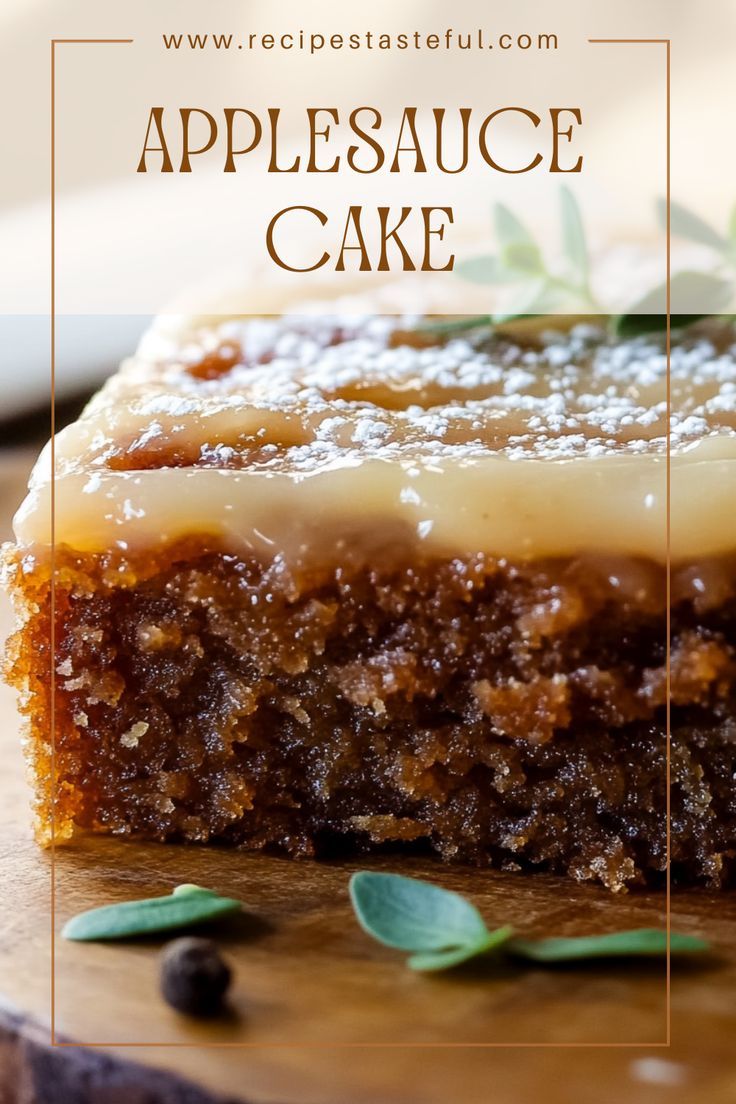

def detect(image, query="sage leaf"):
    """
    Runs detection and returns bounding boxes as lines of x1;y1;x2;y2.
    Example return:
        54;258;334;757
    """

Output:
350;873;712;974
408;926;514;972
507;928;710;962
612;270;733;337
629;270;731;313
443;192;736;348
560;186;589;280
611;313;711;339
657;198;729;253
494;202;537;250
62;885;242;942
500;240;544;275
349;872;489;952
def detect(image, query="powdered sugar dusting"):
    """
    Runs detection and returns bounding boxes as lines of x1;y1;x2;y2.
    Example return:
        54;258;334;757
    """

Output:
64;316;736;475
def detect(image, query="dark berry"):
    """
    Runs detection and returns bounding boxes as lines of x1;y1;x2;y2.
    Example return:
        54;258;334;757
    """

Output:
159;937;232;1016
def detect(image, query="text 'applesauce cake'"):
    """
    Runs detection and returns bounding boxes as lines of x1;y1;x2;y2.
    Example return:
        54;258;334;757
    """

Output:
3;313;736;890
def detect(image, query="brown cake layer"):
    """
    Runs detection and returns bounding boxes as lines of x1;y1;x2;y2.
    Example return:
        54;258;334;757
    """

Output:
5;539;735;891
5;314;736;889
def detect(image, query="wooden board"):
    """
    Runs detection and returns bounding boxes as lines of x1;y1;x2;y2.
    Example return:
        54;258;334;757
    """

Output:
1;455;736;1104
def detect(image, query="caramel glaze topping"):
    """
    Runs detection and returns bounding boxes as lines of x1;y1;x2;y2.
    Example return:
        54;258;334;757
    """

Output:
12;315;736;564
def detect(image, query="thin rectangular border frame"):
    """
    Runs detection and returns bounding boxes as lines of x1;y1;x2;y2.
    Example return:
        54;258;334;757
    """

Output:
48;35;673;1050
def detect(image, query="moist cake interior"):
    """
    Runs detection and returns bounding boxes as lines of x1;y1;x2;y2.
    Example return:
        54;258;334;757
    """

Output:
7;540;735;891
4;315;736;890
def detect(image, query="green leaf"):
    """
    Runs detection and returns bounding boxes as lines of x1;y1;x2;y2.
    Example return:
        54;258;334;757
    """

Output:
350;872;714;975
611;313;711;338
560;186;589;280
493;202;537;249
349;872;489;952
500;240;544;275
454;256;516;285
656;198;729;252
408;926;514;972
507;928;710;962
62;885;242;941
612;270;733;336
635;270;731;312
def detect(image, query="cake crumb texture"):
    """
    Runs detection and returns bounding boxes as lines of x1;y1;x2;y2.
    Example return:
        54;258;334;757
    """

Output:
4;540;734;891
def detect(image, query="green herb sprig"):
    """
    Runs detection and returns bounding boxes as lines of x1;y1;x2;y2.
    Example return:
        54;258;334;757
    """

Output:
428;192;735;341
349;872;709;973
63;884;243;942
348;870;514;971
450;187;601;321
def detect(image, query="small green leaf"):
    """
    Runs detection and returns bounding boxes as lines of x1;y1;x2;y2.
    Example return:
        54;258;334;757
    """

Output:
612;270;733;336
62;886;242;942
507;928;710;962
408;926;514;972
560;186;589;280
493;203;537;249
500;240;544;275
633;270;731;313
454;256;516;285
349;872;489;952
611;313;711;338
656;198;729;252
350;872;714;975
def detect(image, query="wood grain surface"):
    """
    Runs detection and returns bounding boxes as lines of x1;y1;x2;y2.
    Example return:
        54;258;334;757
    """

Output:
1;454;736;1104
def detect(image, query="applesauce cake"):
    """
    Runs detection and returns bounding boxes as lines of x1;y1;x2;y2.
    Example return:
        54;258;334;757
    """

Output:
3;313;736;890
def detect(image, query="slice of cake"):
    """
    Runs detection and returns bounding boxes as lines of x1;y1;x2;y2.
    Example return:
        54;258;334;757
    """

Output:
3;313;735;890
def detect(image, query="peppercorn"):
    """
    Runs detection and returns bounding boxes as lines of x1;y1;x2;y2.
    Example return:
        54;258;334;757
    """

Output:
159;937;232;1015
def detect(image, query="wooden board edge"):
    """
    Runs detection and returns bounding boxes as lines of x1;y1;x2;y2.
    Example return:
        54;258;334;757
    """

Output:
0;997;250;1104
